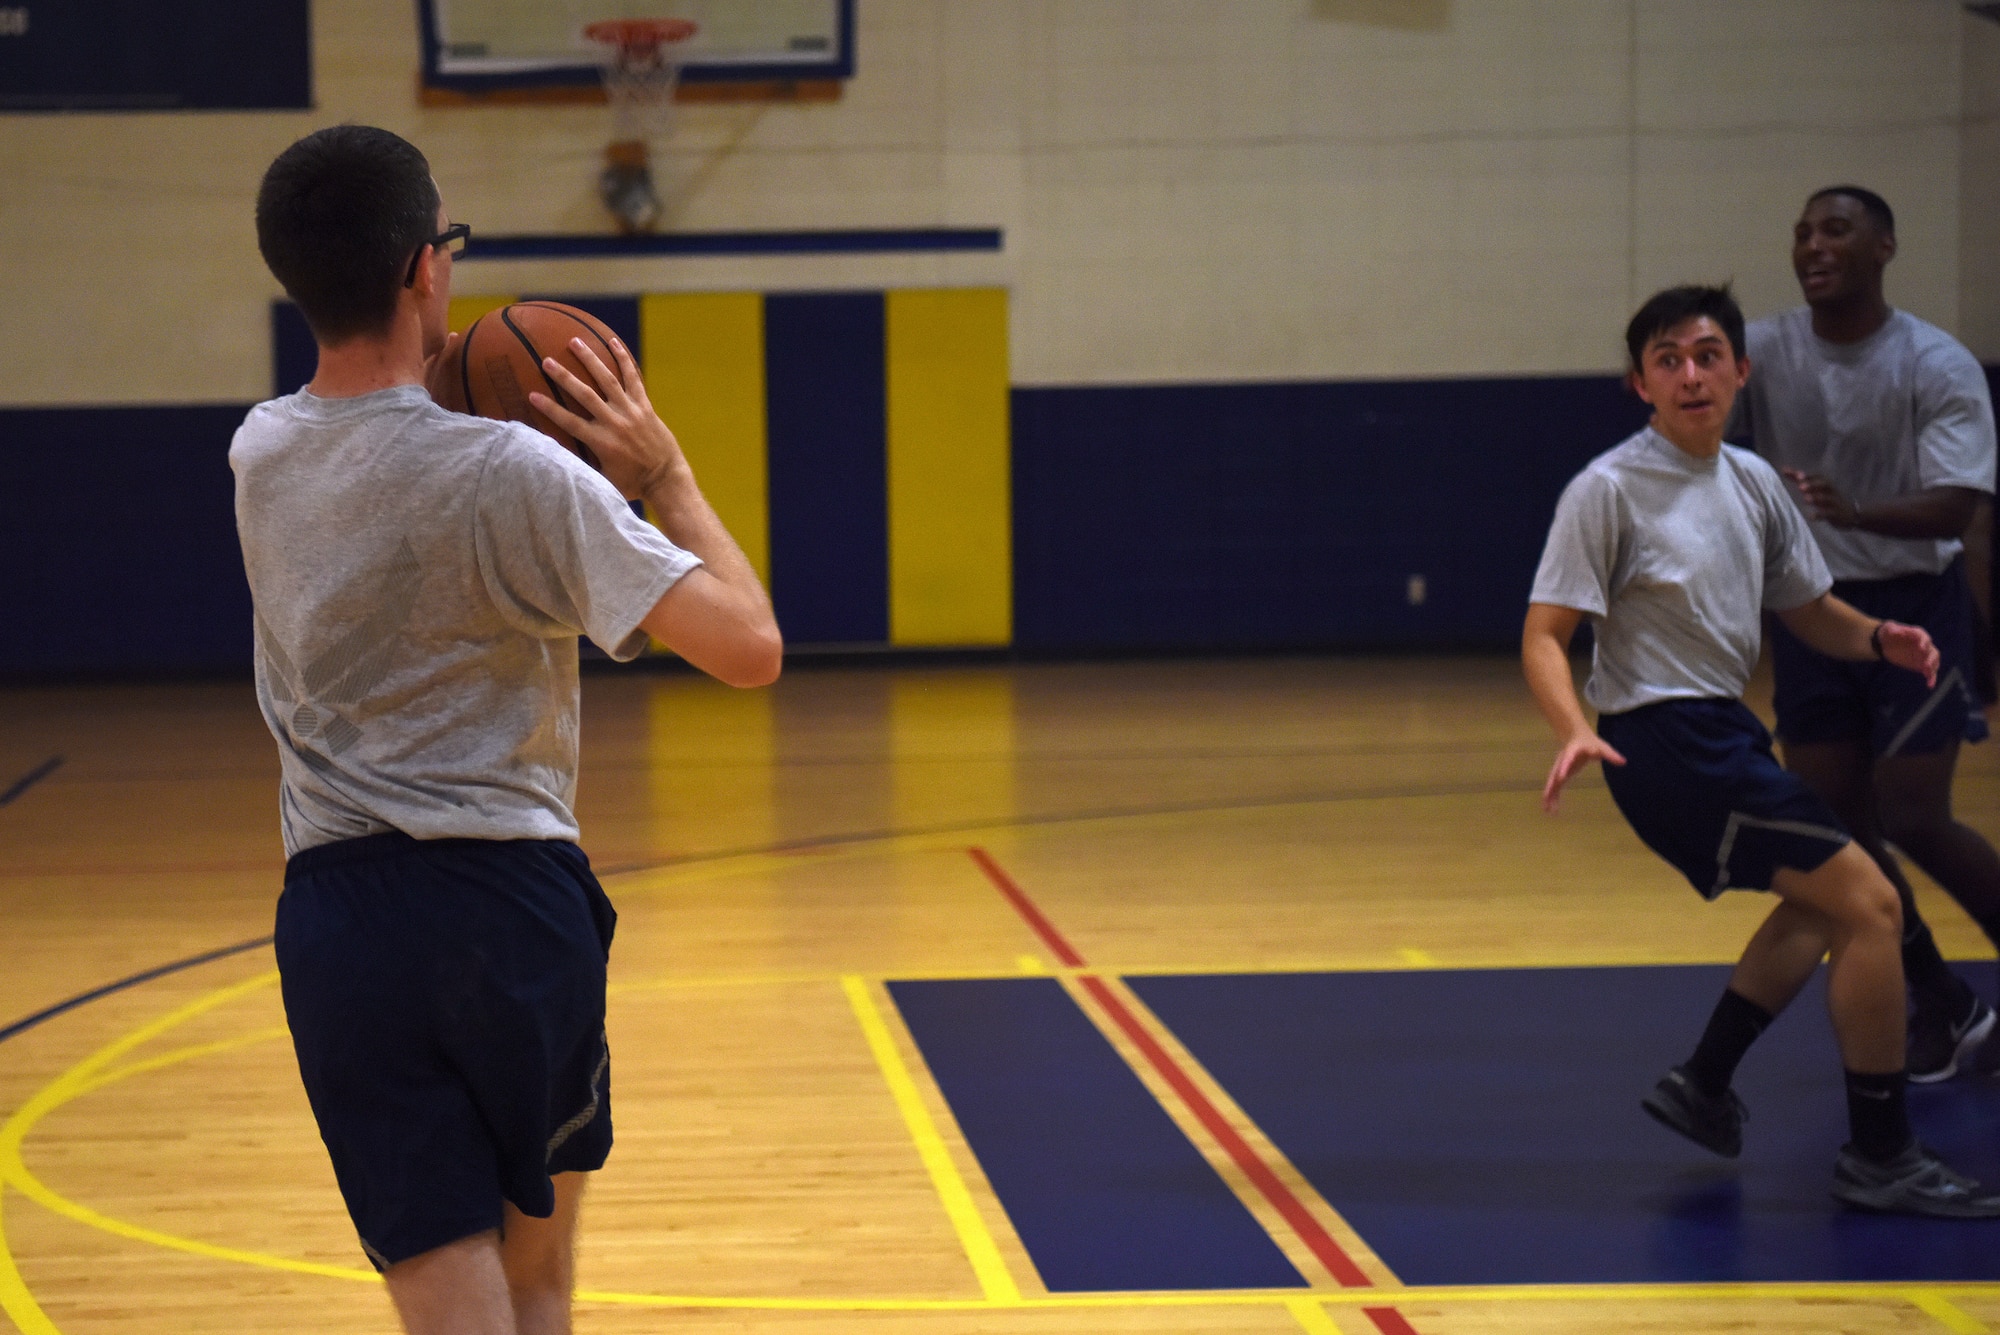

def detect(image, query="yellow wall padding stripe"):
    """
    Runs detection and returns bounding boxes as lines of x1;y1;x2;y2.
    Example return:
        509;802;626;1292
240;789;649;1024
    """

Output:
840;975;1021;1304
640;292;770;587
885;288;1012;646
447;294;517;334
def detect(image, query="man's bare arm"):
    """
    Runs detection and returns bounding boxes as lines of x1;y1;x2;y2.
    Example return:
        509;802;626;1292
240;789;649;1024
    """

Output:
530;338;782;688
1774;593;1937;686
1782;473;1983;540
1522;602;1624;813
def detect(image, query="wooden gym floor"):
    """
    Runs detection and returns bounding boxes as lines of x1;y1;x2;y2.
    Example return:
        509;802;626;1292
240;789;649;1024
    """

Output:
3;655;1999;1334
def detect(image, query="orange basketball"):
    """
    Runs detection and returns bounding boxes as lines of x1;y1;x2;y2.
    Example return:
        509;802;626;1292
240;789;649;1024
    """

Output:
427;301;624;471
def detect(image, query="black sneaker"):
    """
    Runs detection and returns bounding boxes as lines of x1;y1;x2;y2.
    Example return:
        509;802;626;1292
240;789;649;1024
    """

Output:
1641;1066;1746;1158
1909;995;1997;1084
1832;1142;2000;1218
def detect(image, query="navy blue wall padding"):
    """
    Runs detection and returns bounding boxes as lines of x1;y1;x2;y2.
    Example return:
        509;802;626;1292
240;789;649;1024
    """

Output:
2;370;1657;675
1011;376;1646;651
272;302;316;398
0;405;252;674
0;0;311;111
888;977;1306;1292
764;292;889;644
1129;966;2000;1286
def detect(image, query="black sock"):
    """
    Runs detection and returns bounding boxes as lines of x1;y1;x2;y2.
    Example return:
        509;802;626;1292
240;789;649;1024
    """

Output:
1902;919;1972;1016
1844;1069;1914;1162
1684;989;1774;1097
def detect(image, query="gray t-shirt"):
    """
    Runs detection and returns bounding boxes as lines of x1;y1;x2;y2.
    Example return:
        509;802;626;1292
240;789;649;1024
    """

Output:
1735;307;1996;580
231;384;699;856
1530;427;1832;714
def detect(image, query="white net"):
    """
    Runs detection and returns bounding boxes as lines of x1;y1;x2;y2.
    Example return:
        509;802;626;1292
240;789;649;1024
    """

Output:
586;18;696;144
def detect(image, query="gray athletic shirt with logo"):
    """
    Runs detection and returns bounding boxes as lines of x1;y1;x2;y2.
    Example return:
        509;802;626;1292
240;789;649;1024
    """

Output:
1734;308;1996;580
1530;427;1832;715
231;384;700;857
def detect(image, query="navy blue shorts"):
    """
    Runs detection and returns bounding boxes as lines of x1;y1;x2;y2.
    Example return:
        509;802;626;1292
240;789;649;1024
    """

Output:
1771;556;1989;757
1598;699;1850;899
276;833;616;1270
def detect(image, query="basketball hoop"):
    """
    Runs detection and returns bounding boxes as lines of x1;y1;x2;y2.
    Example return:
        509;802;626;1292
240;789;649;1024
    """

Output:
584;17;697;235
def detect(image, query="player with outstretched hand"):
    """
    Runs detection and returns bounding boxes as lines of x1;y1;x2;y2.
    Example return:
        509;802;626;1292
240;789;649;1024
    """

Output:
1523;283;1999;1218
234;125;781;1335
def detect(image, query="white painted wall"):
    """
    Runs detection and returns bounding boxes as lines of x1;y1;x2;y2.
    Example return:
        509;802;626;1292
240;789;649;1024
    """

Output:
0;0;1984;404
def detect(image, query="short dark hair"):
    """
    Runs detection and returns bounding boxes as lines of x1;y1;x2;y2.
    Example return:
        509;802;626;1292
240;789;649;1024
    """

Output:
1806;184;1895;237
1624;284;1746;372
256;126;440;344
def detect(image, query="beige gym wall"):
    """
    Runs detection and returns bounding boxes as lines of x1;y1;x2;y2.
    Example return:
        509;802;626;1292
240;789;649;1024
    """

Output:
0;0;1982;405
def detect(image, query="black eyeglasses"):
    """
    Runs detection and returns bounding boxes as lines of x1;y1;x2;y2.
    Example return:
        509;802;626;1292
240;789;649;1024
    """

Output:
403;222;471;287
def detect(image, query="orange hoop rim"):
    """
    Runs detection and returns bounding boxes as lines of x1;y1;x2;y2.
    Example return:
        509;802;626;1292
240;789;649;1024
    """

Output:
584;17;698;54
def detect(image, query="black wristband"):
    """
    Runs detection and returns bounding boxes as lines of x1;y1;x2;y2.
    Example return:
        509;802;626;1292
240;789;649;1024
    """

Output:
1870;621;1887;660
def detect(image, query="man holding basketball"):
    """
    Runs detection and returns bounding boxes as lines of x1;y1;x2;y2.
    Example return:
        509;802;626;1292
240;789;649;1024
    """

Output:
1733;186;2000;1083
235;125;780;1334
1525;284;1999;1216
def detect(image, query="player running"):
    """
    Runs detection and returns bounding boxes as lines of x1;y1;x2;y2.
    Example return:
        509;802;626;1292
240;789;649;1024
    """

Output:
1524;283;2000;1218
1735;185;2000;1082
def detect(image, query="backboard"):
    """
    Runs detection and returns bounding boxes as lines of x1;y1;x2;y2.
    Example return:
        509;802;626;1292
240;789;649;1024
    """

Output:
418;0;852;101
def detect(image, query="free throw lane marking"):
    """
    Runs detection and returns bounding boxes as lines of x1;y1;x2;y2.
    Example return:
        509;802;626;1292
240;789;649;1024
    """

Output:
841;975;1021;1304
964;846;1381;1291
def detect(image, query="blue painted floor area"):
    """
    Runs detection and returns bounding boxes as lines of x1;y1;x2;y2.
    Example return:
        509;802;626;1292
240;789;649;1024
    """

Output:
1128;964;2000;1285
888;977;1306;1292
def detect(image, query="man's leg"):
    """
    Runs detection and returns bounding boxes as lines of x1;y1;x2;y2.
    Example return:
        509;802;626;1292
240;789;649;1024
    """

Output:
500;1172;588;1335
1876;741;2000;955
1767;842;1904;1077
1784;739;1972;1016
385;1231;516;1335
1763;842;2000;1214
1646;841;1900;1159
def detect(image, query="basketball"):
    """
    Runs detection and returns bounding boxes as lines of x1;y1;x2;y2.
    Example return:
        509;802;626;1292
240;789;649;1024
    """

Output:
427;301;624;471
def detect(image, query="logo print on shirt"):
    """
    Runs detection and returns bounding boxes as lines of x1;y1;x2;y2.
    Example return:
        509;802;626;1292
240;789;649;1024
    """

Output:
257;538;424;763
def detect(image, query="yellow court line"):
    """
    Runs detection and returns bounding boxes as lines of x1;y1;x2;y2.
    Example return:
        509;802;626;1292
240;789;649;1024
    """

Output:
0;969;328;1335
839;975;1022;1305
0;1190;56;1335
1913;1291;1992;1334
70;1027;292;1101
1286;1295;1343;1333
565;1283;2000;1313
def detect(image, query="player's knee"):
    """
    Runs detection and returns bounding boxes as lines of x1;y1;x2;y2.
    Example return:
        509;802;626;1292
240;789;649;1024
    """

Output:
500;1231;573;1305
1843;868;1903;939
1814;847;1901;938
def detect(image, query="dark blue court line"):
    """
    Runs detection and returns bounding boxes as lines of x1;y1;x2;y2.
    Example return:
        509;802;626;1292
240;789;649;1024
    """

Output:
889;976;1306;1292
0;755;62;807
0;935;275;1048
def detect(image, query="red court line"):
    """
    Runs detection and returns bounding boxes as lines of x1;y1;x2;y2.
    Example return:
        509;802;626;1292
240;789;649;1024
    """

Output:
967;846;1086;967
965;846;1379;1292
1075;973;1374;1288
1365;1306;1422;1334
